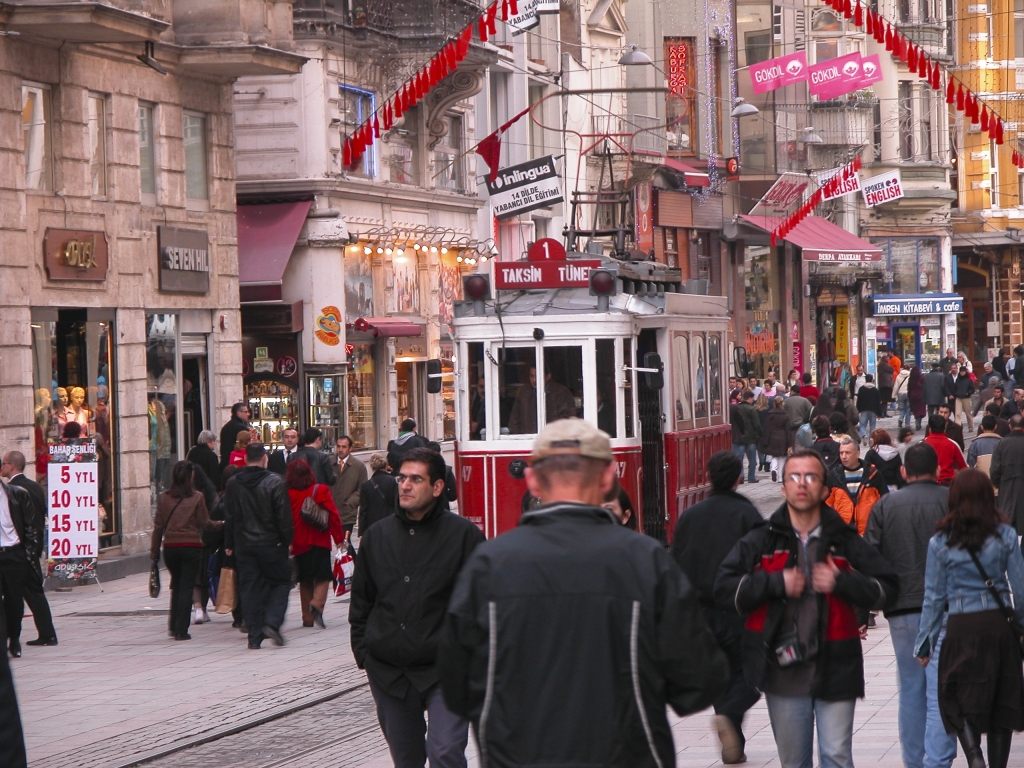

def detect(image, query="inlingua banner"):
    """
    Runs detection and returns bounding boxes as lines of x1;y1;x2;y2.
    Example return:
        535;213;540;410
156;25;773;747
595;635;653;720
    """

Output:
748;51;808;94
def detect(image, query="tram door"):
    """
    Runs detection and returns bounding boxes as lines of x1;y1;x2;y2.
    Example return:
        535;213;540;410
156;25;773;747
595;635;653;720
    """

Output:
637;329;665;542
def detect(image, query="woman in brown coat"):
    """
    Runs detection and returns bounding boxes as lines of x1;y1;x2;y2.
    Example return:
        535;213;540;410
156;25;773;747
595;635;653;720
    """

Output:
758;396;793;482
151;461;222;640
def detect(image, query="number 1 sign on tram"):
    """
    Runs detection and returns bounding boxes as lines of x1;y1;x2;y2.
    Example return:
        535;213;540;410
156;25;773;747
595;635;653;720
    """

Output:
47;438;99;581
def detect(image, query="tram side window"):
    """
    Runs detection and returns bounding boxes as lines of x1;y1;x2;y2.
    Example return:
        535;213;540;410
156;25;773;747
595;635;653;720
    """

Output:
595;339;617;437
543;346;583;425
467;342;485;440
501;348;538;435
623;338;635;438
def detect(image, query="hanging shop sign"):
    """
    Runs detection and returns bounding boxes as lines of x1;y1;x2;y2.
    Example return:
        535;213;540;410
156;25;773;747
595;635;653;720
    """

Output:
816;166;862;201
635;181;654;253
749;172;809;216
486;155;564;219
872;294;964;315
43;228;109;281
749;51;808;94
507;0;541;33
862;169;905;207
836;307;850;363
158;226;210;294
808;52;864;101
47;438;99;581
858;54;884;88
493;259;601;290
315;306;342;346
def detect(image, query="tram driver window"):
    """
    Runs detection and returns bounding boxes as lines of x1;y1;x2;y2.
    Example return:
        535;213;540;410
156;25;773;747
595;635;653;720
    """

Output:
467;342;485;440
500;348;537;435
595;339;617;437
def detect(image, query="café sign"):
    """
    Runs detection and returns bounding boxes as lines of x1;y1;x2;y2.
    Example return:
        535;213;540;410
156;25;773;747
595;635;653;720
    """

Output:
44;229;109;281
158;226;210;294
872;294;964;316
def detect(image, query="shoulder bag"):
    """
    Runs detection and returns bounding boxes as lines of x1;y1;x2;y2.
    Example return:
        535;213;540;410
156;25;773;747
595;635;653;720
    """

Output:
150;497;185;598
300;484;330;532
968;548;1024;657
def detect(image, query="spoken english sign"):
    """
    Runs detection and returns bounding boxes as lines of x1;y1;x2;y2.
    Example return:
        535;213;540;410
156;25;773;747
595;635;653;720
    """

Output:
872;294;964;316
493;259;601;290
816;166;862;201
861;170;905;208
485;155;564;219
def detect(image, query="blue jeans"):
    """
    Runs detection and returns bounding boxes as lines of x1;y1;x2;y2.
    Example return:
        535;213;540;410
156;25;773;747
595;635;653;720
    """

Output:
765;694;856;768
859;411;877;442
925;620;957;768
733;443;757;482
898;394;912;427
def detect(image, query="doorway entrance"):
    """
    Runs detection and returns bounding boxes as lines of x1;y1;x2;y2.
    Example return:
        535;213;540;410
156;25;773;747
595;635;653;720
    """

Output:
892;324;921;370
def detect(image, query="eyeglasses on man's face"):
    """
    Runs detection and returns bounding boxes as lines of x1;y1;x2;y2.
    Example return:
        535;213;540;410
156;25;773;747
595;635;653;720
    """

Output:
784;472;824;486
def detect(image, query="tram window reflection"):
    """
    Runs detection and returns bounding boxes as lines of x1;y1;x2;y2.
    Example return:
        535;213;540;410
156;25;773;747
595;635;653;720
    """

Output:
595;339;617;437
467;342;485;440
623;338;635;438
501;347;538;435
542;346;582;425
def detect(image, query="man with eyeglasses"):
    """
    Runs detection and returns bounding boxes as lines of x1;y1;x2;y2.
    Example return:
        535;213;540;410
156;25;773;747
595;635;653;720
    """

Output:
717;449;899;768
350;446;484;768
218;402;252;470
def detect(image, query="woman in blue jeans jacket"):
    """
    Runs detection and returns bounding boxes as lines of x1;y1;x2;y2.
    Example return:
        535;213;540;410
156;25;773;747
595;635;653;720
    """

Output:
914;469;1024;768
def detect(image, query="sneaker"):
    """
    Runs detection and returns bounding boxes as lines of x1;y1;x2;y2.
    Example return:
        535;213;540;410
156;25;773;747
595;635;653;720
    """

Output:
713;715;746;764
201;609;210;624
192;608;203;625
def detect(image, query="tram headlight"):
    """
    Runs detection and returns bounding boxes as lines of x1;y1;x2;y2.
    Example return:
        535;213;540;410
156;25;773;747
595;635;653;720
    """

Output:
589;267;618;297
463;274;490;301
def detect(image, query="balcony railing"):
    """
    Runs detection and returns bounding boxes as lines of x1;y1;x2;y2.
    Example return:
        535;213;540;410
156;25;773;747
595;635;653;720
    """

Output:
809;98;878;147
591;114;669;158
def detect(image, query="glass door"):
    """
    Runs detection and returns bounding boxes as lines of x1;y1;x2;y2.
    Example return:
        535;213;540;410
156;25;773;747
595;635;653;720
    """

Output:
892;324;921;370
308;374;344;446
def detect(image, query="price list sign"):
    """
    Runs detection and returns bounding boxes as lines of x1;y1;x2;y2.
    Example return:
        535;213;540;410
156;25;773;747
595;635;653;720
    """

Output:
47;438;99;580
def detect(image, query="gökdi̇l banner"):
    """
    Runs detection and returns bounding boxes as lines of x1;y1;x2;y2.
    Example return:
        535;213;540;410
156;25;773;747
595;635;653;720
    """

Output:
47;438;100;581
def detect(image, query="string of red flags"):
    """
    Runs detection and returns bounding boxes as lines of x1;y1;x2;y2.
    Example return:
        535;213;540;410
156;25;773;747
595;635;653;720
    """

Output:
770;156;863;248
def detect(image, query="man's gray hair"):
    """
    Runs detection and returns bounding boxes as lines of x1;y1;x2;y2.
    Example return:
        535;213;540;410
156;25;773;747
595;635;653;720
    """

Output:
197;430;216;446
839;437;858;448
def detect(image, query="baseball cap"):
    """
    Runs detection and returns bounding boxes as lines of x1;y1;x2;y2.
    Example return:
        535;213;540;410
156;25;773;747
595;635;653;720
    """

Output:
529;418;613;464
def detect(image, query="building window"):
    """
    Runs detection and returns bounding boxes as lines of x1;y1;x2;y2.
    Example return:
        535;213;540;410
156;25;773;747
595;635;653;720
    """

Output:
340;85;376;177
899;82;913;160
22;85;52;192
665;37;696;155
1016;0;1024;59
874;237;940;294
390;106;420;185
1018;169;1024;207
183;112;208;202
920;89;932;160
434;114;464;192
139;102;156;201
815;39;838;62
89;95;107;197
991;139;1000;210
529;85;546;159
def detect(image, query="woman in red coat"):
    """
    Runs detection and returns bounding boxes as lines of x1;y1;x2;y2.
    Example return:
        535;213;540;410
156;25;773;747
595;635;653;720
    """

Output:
286;459;345;628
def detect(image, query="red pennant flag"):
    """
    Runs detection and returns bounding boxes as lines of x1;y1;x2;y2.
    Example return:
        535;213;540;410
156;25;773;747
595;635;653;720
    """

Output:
842;0;852;19
446;42;457;69
981;105;989;132
363;122;373;147
486;1;498;36
956;83;965;111
457;26;471;58
479;13;488;41
854;1;863;25
931;61;941;90
876;15;886;43
343;139;352;167
969;94;980;123
898;35;908;62
852;155;862;172
946;78;954;105
509;0;518;14
996;119;1005;144
770;233;777;248
373;115;381;139
866;9;874;35
917;52;928;78
383;103;393;131
885;24;894;52
908;44;917;71
501;0;509;21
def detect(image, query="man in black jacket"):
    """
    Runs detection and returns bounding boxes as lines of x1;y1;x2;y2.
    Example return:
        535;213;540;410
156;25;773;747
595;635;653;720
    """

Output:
266;428;300;476
863;443;957;768
1;452;56;646
0;650;26;767
224;442;293;649
672;450;764;764
351;447;484;768
386;418;429;477
715;449;899;768
0;475;38;659
218;402;251;469
439;419;728;768
287;429;336;486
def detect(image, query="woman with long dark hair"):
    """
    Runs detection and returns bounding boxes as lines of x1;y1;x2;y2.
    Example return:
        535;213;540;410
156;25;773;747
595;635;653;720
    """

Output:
150;461;223;640
286;459;345;628
914;470;1024;768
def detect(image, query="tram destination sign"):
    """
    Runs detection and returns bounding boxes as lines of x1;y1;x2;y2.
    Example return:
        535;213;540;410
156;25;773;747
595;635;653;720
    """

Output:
494;259;602;290
872;294;964;316
486;155;564;219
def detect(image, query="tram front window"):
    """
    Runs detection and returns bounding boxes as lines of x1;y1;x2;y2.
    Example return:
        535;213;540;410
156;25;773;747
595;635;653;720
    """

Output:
501;346;582;435
595;339;616;437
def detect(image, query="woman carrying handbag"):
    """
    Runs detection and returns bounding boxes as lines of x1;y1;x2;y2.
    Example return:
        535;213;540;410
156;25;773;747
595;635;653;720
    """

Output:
151;462;224;641
286;459;344;628
914;469;1024;768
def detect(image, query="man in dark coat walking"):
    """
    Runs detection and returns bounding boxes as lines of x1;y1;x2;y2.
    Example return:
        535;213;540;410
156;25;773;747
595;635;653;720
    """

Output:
186;431;222;491
351;447;484;768
386;418;429;476
990;414;1024;534
359;454;398;535
731;390;762;483
288;429;337;486
330;435;367;542
672;451;764;764
0;650;26;766
922;364;951;417
0;474;38;659
877;355;895;416
218;402;251;469
1;452;56;646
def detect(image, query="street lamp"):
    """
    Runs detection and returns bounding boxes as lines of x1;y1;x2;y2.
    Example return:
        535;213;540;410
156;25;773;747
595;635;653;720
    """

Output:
618;45;653;66
798;127;824;144
731;97;759;118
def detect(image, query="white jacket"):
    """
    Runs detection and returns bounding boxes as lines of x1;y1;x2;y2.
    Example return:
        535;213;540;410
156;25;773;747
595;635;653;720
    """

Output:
894;368;911;397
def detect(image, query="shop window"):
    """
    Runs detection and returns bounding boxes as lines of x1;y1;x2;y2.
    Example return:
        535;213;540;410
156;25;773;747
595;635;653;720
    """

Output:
744;245;778;311
139;102;156;201
146;314;179;510
623;338;635;438
183;112;208;203
595;339;617;437
32;311;117;543
393;250;420;313
529;85;546;159
22;84;52;192
88;94;107;197
347;344;376;450
1016;0;1024;60
434;115;464;192
396;361;425;429
345;245;375;321
390;106;420;185
500;347;538;435
340;85;376;177
440;342;456;441
898;82;913;160
466;342;486;440
309;375;345;447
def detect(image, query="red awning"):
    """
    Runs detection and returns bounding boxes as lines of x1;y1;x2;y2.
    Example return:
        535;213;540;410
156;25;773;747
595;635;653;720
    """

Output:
350;317;424;338
237;201;312;302
738;214;883;263
663;158;710;188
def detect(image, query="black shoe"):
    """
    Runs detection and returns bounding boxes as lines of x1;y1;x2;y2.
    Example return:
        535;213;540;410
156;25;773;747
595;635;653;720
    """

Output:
309;606;326;630
232;619;244;629
957;723;986;768
748;478;759;483
248;641;262;650
262;625;285;646
9;642;21;658
26;637;58;646
173;633;192;641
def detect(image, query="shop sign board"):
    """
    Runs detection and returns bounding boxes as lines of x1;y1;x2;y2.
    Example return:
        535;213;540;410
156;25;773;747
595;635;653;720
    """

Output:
816;166;862;201
862;170;905;207
508;0;541;34
808;52;864;101
872;294;964;315
749;172;809;217
793;341;802;373
803;248;883;262
158;226;210;294
46;438;99;581
493;259;601;290
44;228;109;281
634;181;654;253
486;156;564;219
836;306;849;363
749;51;808;94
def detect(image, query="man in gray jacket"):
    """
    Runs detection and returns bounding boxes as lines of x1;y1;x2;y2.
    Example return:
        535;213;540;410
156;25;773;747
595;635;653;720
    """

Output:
783;384;812;429
922;363;951;417
864;443;956;768
990;414;1024;535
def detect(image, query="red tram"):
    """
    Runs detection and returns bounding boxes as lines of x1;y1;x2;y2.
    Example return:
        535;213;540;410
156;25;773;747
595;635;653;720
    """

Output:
445;250;731;542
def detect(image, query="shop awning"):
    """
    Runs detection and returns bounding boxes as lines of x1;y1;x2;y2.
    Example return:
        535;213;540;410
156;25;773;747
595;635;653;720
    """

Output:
663;158;710;188
237;201;312;303
738;214;883;262
350;317;424;337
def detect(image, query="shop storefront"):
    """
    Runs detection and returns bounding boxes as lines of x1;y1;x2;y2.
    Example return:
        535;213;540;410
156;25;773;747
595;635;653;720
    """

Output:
870;293;963;370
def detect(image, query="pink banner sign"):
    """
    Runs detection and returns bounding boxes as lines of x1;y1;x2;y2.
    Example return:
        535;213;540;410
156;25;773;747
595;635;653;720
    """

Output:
749;51;808;94
808;52;863;101
858;54;883;88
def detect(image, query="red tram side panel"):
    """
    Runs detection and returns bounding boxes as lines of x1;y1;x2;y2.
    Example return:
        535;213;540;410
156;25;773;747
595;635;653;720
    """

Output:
664;425;732;544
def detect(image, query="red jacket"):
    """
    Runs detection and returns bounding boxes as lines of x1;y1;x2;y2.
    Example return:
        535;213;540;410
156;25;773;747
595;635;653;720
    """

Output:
288;484;344;556
801;384;820;405
923;433;966;483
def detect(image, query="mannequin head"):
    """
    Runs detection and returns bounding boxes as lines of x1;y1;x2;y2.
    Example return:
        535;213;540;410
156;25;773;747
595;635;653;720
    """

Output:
35;388;51;409
70;387;86;409
57;387;68;407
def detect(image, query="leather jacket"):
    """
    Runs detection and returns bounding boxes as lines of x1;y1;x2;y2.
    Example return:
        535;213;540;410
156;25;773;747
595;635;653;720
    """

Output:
223;466;293;550
0;482;40;559
914;523;1024;658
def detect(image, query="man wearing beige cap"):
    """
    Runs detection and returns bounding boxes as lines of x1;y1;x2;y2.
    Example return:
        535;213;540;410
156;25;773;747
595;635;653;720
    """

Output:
438;418;728;767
